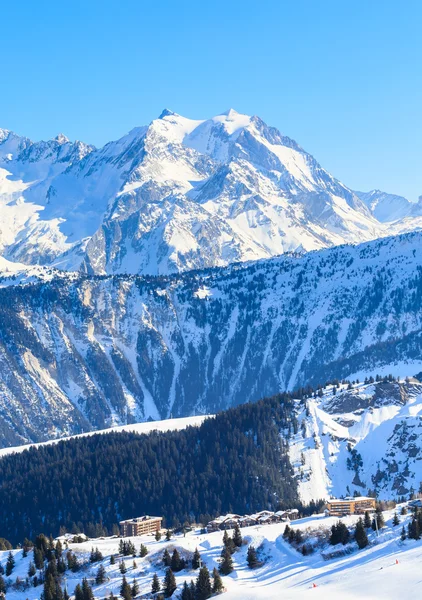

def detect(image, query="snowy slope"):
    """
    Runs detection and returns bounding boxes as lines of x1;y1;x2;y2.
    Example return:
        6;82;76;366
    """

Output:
290;379;422;502
1;505;420;600
0;414;208;459
1;111;422;275
356;189;422;222
1;230;422;446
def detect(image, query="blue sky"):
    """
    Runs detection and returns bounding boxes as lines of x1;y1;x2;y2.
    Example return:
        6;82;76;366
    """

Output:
1;0;421;199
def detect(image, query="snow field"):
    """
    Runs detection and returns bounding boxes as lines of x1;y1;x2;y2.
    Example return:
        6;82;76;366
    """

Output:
1;506;419;600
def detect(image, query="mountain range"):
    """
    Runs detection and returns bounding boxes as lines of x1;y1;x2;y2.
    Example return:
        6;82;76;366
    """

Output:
0;229;422;445
1;109;422;276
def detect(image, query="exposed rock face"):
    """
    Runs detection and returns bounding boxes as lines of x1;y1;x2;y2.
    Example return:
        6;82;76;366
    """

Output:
0;231;422;447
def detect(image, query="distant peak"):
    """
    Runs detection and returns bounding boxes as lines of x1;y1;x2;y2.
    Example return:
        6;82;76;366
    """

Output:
54;133;69;144
219;108;240;118
158;109;178;119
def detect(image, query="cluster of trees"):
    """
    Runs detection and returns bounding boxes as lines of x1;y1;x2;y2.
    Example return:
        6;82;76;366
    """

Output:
146;546;223;599
0;394;298;543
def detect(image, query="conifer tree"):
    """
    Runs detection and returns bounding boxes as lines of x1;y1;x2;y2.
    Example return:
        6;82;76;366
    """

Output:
222;530;235;554
171;549;182;572
401;525;407;541
131;578;139;597
139;544;148;557
393;512;400;526
165;530;172;541
163;548;171;567
233;523;242;548
212;567;224;594
247;545;258;568
195;565;212;600
152;572;161;593
120;576;132;600
119;560;127;574
283;524;291;538
5;551;14;576
192;548;201;570
364;511;371;529
155;530;162;542
82;577;94;600
163;568;177;598
110;554;116;565
354;518;369;549
401;506;408;516
28;561;36;577
180;581;192;600
74;583;84;600
219;547;234;575
96;564;107;584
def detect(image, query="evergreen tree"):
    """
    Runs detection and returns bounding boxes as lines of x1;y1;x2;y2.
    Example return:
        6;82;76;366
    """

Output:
212;567;224;594
96;564;107;584
247;545;258;568
82;577;94;600
233;523;242;548
192;548;201;570
162;549;171;567
354;518;369;549
163;568;177;598
171;549;182;572
393;512;400;526
283;524;291;538
74;584;84;600
330;521;350;545
219;547;234;575
120;576;132;600
222;530;235;554
28;561;36;577
55;540;63;558
155;530;162;542
364;511;372;529
139;544;148;558
110;554;116;565
131;578;139;598
165;530;172;541
151;572;161;593
119;560;127;574
195;565;212;600
180;581;192;600
408;516;420;540
5;551;14;576
401;525;407;541
400;506;408;516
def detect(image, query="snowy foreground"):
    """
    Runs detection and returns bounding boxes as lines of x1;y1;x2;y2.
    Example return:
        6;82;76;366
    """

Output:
3;506;421;600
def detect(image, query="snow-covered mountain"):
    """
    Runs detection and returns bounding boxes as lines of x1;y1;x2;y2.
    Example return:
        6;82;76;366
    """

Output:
291;378;422;502
356;189;422;222
1;110;422;275
0;230;422;446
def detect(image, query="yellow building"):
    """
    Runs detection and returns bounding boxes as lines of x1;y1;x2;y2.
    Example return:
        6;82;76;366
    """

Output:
119;516;162;536
326;497;376;516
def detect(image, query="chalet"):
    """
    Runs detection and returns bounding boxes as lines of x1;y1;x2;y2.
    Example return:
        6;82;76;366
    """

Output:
119;516;162;537
275;508;299;521
326;497;376;517
239;516;258;528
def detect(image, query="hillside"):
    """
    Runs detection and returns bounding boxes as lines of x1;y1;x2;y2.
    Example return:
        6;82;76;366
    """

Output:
0;501;420;600
1;110;422;275
290;378;422;502
0;395;297;543
0;231;421;444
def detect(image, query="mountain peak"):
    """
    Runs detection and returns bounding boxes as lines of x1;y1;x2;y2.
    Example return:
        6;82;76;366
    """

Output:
158;108;178;119
54;133;70;144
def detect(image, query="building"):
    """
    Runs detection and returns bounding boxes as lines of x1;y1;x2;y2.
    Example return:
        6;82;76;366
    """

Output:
119;516;162;537
326;497;376;517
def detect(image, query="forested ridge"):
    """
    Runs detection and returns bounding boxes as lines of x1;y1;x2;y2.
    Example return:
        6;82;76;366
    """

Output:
0;393;298;544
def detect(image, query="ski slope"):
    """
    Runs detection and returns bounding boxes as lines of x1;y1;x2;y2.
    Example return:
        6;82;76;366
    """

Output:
1;506;418;600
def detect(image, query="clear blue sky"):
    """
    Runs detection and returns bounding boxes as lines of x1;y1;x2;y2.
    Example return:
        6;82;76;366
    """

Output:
2;0;421;199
